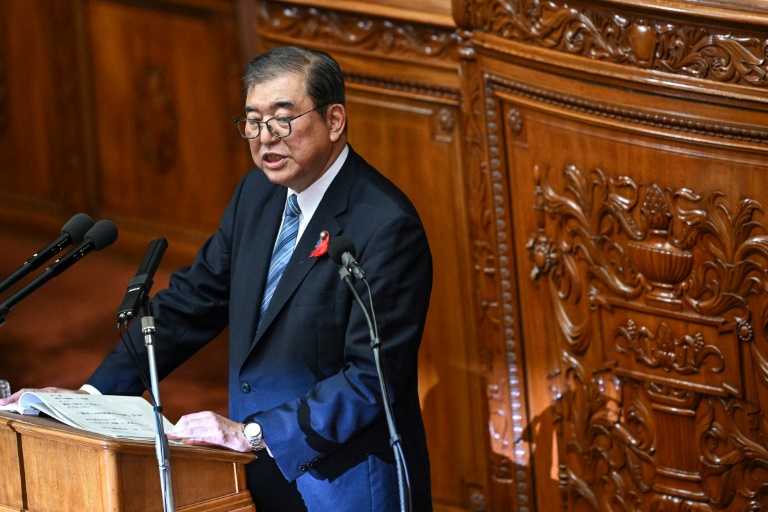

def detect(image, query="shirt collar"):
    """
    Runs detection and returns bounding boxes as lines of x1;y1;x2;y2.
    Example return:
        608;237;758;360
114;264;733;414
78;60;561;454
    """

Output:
289;144;349;241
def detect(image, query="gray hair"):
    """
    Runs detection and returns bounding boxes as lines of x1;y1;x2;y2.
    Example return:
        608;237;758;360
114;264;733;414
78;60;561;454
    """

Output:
243;46;345;118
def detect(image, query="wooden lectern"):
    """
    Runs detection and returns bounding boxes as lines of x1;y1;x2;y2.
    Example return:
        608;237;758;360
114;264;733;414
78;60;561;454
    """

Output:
0;411;256;512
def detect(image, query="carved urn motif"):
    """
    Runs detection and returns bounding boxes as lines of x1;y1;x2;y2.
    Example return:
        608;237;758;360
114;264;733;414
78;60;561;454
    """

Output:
627;184;693;306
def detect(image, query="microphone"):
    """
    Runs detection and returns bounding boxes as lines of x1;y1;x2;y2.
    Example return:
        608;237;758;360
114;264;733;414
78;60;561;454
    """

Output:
116;238;168;325
328;236;366;280
0;213;94;295
0;220;118;326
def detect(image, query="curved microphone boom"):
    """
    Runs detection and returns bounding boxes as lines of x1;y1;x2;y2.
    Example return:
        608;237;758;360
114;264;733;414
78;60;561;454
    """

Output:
327;235;412;512
0;213;94;295
0;219;118;326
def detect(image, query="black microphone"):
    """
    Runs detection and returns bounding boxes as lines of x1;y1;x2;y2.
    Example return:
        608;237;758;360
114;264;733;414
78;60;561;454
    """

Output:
0;220;118;326
0;213;94;295
328;236;366;280
116;238;168;325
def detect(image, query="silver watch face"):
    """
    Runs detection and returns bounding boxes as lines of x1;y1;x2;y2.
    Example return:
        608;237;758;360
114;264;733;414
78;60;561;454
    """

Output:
244;422;262;439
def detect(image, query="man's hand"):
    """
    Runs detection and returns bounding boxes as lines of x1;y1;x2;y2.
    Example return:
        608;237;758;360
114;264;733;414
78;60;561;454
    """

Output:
166;411;253;453
0;387;85;406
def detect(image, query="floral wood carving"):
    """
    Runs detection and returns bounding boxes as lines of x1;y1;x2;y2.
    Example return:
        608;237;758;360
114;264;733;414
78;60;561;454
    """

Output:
530;163;768;376
560;354;768;510
615;319;725;376
528;164;643;355
257;1;460;64
467;0;768;88
699;397;768;509
528;161;768;508
476;63;768;505
559;357;662;510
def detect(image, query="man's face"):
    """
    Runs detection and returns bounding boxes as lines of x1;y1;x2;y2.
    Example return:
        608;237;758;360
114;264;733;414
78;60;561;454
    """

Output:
244;73;345;193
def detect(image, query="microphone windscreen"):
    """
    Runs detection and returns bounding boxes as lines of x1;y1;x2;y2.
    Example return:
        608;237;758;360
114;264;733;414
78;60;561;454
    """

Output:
328;235;356;265
85;220;119;251
61;213;94;243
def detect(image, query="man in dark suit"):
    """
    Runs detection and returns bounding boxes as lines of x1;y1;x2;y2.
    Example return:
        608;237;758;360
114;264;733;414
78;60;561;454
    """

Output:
2;46;433;511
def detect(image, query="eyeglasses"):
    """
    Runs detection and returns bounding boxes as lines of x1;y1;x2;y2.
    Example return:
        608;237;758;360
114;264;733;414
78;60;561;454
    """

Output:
234;103;329;139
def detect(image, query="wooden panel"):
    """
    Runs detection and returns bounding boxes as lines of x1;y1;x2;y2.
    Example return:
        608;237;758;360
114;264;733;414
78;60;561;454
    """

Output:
0;0;88;221
1;413;255;512
346;90;483;510
457;0;768;510
0;0;249;266
86;0;251;264
505;88;768;511
22;433;109;510
0;428;22;509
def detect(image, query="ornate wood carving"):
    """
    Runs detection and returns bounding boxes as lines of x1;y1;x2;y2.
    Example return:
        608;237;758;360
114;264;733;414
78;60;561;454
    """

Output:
257;1;460;65
458;0;768;509
615;319;724;376
526;160;768;509
486;74;768;147
343;72;460;101
459;38;534;509
461;0;768;89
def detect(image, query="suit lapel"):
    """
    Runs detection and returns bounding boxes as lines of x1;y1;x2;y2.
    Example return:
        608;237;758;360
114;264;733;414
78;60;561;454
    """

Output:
230;188;286;368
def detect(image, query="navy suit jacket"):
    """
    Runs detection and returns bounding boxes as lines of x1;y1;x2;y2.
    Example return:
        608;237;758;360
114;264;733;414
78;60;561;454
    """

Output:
87;147;433;511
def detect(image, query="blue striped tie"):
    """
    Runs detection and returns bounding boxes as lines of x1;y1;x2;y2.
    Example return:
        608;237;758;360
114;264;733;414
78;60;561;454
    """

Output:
259;194;301;329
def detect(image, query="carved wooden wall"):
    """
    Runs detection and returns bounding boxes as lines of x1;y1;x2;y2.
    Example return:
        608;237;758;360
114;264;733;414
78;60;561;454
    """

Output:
455;0;768;510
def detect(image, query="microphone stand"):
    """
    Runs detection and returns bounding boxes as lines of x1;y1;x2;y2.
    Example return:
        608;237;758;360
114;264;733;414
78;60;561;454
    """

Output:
338;268;412;512
140;299;175;512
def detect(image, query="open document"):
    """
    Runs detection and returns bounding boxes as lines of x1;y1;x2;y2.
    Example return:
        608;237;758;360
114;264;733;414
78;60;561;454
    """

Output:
0;392;174;439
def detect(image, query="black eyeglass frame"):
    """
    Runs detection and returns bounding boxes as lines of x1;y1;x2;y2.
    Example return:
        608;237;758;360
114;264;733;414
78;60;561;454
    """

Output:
233;103;330;140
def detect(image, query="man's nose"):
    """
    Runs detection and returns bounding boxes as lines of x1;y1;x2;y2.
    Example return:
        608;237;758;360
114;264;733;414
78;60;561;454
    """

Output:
259;123;278;143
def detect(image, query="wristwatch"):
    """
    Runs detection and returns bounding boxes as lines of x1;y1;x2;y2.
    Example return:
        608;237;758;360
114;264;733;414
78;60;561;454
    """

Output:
243;422;265;452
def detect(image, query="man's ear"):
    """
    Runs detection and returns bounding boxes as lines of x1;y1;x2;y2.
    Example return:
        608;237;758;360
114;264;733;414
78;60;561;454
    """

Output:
327;104;346;142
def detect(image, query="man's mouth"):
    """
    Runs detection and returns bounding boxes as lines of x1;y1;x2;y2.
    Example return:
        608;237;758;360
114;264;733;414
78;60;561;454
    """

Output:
264;154;284;163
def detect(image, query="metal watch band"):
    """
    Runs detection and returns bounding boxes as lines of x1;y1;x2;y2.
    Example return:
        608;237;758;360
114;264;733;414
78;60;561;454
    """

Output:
243;422;265;452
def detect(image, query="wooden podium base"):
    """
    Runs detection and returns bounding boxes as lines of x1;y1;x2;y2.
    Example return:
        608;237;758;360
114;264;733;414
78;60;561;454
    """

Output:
0;411;255;512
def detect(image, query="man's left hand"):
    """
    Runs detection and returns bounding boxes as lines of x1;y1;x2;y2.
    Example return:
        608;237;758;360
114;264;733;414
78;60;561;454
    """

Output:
166;411;252;452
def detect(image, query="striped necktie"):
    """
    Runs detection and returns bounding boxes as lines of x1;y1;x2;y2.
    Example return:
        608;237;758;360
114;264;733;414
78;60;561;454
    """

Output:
259;193;301;328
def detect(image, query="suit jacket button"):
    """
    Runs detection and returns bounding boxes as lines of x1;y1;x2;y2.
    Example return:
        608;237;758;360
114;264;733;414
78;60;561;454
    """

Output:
298;464;307;472
241;383;251;393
